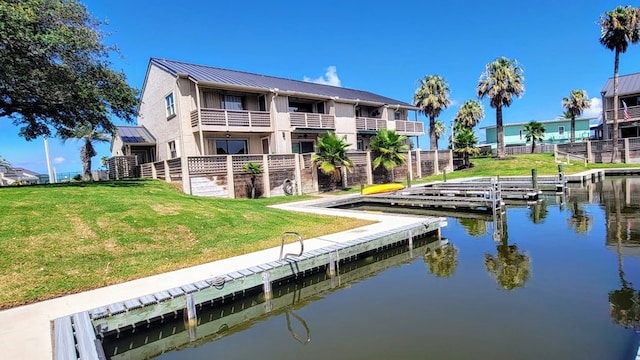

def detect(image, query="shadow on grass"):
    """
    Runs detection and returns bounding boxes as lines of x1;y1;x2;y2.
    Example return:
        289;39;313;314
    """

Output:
0;178;154;190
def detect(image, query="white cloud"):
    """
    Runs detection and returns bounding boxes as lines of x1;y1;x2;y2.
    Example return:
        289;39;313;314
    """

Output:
303;66;342;87
582;97;602;119
53;157;65;164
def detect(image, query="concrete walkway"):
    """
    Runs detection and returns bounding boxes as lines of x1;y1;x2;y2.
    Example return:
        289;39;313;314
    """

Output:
0;196;441;359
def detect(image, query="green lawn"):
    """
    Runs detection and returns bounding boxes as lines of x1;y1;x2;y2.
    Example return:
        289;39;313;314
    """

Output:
0;180;372;309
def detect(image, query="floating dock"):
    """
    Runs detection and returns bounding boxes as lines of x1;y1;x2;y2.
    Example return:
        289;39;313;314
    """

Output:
52;213;446;360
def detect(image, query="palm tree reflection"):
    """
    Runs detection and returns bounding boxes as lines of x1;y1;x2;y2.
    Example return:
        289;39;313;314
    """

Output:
424;243;458;278
567;199;593;234
458;218;488;237
485;214;531;290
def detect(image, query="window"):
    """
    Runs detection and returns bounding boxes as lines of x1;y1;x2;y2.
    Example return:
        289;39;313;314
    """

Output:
222;95;243;110
165;93;175;118
394;111;401;120
292;141;315;154
288;100;313;113
216;139;247;154
558;126;565;136
168;141;177;158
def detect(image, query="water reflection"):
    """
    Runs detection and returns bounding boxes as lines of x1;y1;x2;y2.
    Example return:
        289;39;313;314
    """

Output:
528;200;548;224
484;212;531;290
424;243;458;277
457;217;488;237
566;198;593;234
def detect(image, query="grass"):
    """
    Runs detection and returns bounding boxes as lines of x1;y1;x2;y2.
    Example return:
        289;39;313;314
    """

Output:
414;153;640;183
0;180;372;309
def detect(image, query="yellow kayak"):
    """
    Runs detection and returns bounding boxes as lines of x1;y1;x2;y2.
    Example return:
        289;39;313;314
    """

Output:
362;183;405;195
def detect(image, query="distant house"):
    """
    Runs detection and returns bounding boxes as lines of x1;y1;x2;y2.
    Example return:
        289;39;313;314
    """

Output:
481;117;596;148
110;58;423;162
0;166;39;186
600;72;640;139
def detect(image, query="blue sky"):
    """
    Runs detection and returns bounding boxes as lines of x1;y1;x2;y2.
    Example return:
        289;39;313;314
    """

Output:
2;0;639;174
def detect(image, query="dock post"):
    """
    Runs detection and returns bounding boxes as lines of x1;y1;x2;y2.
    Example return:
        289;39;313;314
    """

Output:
184;294;198;341
443;169;447;182
557;164;565;193
531;169;538;190
408;230;414;258
262;271;273;300
327;252;337;277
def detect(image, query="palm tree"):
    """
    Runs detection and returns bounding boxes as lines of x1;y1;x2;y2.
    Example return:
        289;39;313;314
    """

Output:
600;5;640;163
434;119;447;149
562;90;591;143
59;123;110;181
243;162;263;199
414;75;451;151
311;132;353;190
424;244;458;278
369;129;409;182
523;121;545;153
477;57;525;159
454;99;484;131
453;127;479;168
0;156;11;168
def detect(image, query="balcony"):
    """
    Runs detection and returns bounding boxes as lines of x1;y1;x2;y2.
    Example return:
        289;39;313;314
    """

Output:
356;117;387;132
289;112;335;129
604;105;640;122
191;108;272;132
394;120;424;135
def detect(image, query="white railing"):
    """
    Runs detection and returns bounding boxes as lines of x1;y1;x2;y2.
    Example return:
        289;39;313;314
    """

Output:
395;120;424;134
191;109;271;128
356;117;387;131
289;113;335;129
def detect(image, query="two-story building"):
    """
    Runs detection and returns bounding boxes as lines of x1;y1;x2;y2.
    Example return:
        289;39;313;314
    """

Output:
111;58;423;165
481;117;596;147
600;72;640;139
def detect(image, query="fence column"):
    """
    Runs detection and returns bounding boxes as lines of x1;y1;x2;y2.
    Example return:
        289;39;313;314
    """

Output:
295;153;302;195
181;156;191;195
366;151;373;185
151;162;157;179
226;156;235;199
415;150;422;179
163;160;171;182
624;138;630;163
406;151;413;187
448;150;454;172
553;144;558;163
586;141;592;163
434;150;439;175
262;155;271;198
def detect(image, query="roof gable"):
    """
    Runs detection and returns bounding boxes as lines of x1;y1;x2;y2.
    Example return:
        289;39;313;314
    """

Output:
150;58;415;108
601;72;640;97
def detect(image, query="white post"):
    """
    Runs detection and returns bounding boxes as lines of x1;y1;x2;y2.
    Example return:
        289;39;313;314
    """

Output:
43;136;55;183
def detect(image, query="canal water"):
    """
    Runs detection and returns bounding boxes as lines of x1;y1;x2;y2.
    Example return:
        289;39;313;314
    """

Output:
102;177;640;360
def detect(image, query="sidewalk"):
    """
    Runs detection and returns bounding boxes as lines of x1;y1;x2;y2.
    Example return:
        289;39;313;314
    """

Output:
0;197;437;359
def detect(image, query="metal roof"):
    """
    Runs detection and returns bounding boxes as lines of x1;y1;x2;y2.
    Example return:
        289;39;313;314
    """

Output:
601;72;640;97
116;126;156;144
150;58;416;108
480;117;599;130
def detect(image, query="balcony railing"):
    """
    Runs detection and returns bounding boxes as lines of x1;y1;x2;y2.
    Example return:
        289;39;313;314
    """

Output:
394;120;424;134
190;108;271;130
289;112;335;129
604;104;640;121
356;117;387;131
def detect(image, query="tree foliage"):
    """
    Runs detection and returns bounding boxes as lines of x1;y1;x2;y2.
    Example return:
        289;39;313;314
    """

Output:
243;162;263;199
453;127;479;167
454;99;484;131
424;244;458;278
60;122;110;180
414;75;451;151
311;132;353;190
523;121;545;153
369;129;409;182
0;0;139;140
562;90;591;143
600;5;640;163
477;57;525;159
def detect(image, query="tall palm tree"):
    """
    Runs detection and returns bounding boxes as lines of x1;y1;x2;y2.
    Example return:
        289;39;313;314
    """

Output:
434;119;447;149
477;57;525;159
369;129;409;182
523;121;545;153
311;132;353;190
562;90;591;143
60;123;110;181
414;75;451;151
600;5;640;163
454;99;484;131
453;127;479;168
